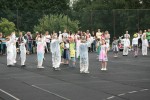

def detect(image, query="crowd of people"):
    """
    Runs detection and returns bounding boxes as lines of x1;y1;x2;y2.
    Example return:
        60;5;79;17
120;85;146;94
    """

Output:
0;28;150;73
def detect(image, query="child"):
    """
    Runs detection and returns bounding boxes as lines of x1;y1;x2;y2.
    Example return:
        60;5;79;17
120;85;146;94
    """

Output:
79;35;90;73
142;33;148;56
96;39;101;59
99;39;108;71
63;38;70;64
69;38;76;67
6;36;14;67
112;37;119;57
18;32;27;67
50;33;61;70
132;34;139;57
123;36;130;56
36;34;45;68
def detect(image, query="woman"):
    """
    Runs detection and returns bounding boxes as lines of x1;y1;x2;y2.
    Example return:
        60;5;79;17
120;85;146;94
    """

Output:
36;34;45;68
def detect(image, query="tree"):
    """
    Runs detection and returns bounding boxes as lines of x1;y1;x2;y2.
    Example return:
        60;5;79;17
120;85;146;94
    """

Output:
34;14;79;33
0;18;16;36
0;0;70;32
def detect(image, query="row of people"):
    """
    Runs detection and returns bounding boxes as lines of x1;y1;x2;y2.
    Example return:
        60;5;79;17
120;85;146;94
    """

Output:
3;28;150;73
112;30;149;57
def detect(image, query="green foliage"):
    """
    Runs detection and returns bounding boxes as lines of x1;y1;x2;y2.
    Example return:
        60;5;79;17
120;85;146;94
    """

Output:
34;14;79;33
0;18;16;36
0;0;70;32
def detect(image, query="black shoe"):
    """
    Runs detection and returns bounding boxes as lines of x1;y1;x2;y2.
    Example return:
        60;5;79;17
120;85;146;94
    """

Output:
21;65;26;67
54;68;61;71
7;65;12;67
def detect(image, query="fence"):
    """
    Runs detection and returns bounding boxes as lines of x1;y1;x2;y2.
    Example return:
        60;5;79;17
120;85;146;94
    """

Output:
0;9;150;38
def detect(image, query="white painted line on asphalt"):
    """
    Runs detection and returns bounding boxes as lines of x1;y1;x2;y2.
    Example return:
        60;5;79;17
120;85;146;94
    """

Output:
128;91;138;94
106;96;115;99
140;89;149;91
31;85;71;100
118;93;126;96
0;89;20;100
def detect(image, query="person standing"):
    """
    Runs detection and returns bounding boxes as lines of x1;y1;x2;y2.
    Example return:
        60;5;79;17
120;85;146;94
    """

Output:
104;31;110;50
11;32;17;64
63;38;70;64
36;34;45;68
6;36;14;67
123;36;130;56
124;31;130;39
142;32;148;56
132;34;139;57
99;39;108;71
96;29;102;40
25;32;33;54
79;35;90;73
69;38;76;67
91;31;96;52
18;32;27;67
45;31;51;53
112;37;119;57
76;35;81;59
62;29;68;38
50;33;61;70
146;29;150;49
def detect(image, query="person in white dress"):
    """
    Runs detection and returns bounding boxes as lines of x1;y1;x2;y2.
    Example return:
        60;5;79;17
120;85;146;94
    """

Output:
18;32;27;67
6;36;14;67
79;35;91;73
50;33;61;70
11;32;17;64
141;32;148;56
36;34;45;68
123;36;130;56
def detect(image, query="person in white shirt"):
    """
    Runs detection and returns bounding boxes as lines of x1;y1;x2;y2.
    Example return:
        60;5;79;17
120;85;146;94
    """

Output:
123;36;130;56
104;31;110;50
96;29;102;40
45;31;51;52
51;33;61;70
62;29;68;38
124;31;130;39
11;32;17;64
6;36;14;67
132;34;139;57
141;32;148;56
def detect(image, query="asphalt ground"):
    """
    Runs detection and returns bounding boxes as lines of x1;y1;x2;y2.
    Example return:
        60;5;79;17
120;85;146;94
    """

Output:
0;50;150;100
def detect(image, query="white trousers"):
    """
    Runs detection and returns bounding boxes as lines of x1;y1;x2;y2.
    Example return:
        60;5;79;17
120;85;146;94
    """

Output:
13;46;17;63
7;51;14;65
20;51;26;65
80;57;89;73
142;46;147;55
123;46;129;55
52;52;61;68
